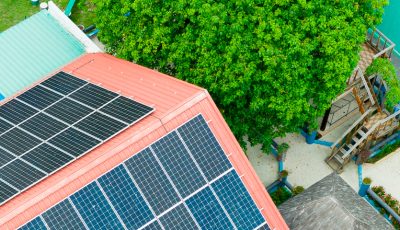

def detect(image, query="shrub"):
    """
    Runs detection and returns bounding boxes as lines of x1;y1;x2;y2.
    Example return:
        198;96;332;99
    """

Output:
280;170;289;178
363;177;372;185
292;186;305;196
367;139;400;163
270;187;292;206
371;186;400;229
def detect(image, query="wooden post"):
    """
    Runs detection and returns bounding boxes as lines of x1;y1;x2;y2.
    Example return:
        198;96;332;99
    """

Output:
320;107;331;131
363;75;382;112
353;88;365;114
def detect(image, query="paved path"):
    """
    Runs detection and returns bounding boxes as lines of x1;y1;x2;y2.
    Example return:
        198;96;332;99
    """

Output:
248;126;400;200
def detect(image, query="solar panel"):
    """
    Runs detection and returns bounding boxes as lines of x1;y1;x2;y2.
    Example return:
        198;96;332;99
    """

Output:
70;83;118;109
70;182;125;230
257;224;271;230
152;132;206;198
0;159;46;190
21;144;73;174
0;100;38;125
186;187;234;230
97;165;154;229
0;180;18;204
19;113;68;140
0;118;13;134
0;71;154;205
42;199;87;230
17;85;62;110
19;217;47;230
75;112;127;140
19;114;267;229
41;72;86;95
0;148;15;167
142;221;163;230
0;128;41;155
159;203;199;230
177;115;232;181
212;170;266;229
125;148;181;215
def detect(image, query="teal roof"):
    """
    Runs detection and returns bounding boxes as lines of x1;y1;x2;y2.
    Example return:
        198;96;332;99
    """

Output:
0;10;85;99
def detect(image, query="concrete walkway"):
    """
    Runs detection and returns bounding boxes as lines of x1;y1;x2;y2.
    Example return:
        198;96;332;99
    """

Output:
247;118;400;200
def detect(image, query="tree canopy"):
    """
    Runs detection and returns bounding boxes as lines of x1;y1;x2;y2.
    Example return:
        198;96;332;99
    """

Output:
93;0;387;152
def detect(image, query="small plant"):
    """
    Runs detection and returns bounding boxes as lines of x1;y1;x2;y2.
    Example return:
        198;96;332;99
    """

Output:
371;185;400;229
277;143;289;155
270;187;292;206
277;143;289;161
363;177;372;185
367;139;400;163
279;170;289;178
292;186;304;195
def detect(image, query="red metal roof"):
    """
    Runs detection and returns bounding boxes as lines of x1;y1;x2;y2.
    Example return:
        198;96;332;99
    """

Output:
0;53;288;229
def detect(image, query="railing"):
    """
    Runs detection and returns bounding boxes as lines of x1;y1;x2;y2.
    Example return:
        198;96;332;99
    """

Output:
342;109;400;158
331;108;374;149
367;28;396;59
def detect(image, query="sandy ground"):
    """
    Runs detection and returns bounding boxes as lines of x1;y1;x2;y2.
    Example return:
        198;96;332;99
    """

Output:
247;116;400;200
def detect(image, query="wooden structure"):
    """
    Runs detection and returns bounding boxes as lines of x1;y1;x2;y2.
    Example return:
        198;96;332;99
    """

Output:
324;29;398;172
319;28;396;134
326;108;400;173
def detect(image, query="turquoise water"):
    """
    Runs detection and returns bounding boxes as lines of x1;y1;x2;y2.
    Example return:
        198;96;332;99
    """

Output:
379;1;400;52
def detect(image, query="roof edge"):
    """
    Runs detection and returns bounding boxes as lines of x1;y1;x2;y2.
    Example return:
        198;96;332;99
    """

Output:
47;1;101;53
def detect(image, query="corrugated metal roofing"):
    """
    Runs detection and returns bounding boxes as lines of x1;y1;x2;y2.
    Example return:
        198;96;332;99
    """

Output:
0;10;84;99
0;53;288;229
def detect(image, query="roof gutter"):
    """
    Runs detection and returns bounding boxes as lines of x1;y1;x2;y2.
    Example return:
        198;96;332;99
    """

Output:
47;1;101;53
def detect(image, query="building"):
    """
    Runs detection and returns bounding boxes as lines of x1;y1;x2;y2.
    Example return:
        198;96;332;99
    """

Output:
279;173;393;229
0;2;100;101
0;53;288;229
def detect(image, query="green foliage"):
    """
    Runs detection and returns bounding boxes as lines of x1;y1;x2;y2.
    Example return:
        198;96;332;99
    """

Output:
363;177;372;185
371;186;400;229
366;58;400;111
292;186;305;195
270;187;292;206
367;138;400;163
277;143;289;155
93;0;387;152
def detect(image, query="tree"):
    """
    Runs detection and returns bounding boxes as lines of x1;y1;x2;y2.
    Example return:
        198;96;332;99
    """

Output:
93;0;387;152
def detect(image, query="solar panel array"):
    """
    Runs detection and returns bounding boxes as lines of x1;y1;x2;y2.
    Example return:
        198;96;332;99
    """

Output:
0;72;154;205
19;115;269;230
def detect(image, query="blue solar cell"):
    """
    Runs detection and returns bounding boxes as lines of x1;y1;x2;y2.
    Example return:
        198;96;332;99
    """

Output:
142;221;163;230
212;170;266;230
257;223;271;230
41;72;86;95
152;132;206;198
177;115;232;181
159;203;199;230
70;182;124;230
19;217;47;230
186;187;234;230
42;199;86;230
125;148;180;215
98;165;154;229
17;85;62;110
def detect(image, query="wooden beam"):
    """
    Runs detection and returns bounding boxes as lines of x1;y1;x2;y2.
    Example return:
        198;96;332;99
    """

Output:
353;87;365;114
